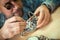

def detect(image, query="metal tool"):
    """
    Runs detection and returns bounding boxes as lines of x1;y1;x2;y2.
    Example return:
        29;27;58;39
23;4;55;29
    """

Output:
20;15;38;36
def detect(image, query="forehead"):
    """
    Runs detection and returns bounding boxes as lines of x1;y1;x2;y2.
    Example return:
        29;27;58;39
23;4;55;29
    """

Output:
1;0;14;2
1;0;10;3
1;0;20;5
0;0;22;8
1;0;10;5
1;0;20;2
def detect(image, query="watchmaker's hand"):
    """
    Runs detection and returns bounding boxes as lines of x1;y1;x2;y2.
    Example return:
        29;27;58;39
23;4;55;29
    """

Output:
34;5;51;29
1;16;26;39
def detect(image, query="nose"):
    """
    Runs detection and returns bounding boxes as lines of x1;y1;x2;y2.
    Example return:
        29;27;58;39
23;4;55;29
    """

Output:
11;2;19;13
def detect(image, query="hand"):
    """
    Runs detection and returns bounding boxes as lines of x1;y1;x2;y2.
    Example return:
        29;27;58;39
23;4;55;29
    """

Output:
1;16;26;39
34;5;51;29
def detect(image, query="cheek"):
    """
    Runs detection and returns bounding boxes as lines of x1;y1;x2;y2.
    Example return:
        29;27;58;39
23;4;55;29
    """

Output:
1;7;13;16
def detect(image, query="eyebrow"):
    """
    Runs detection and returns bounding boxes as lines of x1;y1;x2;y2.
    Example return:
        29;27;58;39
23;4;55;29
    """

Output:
4;0;10;3
2;0;10;5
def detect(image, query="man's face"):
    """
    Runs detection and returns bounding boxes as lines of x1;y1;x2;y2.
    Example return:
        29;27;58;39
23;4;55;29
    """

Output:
0;0;23;18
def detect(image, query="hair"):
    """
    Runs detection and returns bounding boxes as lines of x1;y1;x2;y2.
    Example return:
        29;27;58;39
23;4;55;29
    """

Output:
15;0;23;8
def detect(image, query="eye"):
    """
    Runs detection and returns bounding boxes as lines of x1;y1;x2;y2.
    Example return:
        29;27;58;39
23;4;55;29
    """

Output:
4;2;13;10
13;0;17;2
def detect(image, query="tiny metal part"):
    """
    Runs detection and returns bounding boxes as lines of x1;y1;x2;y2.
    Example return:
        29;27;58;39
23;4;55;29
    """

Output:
39;35;49;40
20;15;38;36
27;35;50;40
27;36;40;40
25;15;37;32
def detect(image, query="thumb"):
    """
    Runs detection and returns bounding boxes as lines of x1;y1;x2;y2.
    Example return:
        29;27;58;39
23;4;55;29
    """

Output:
34;8;40;16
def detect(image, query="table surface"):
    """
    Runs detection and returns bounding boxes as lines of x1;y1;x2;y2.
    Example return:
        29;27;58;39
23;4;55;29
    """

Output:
9;7;60;40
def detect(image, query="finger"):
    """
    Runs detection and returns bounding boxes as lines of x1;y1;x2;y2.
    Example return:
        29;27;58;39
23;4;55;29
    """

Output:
20;26;25;30
9;22;26;34
37;10;45;26
8;22;26;29
41;10;50;26
8;23;20;35
15;16;26;22
6;16;25;23
36;11;48;28
3;29;14;38
11;25;25;35
10;27;20;35
34;7;40;16
7;22;20;30
44;12;51;25
6;16;17;23
10;25;26;35
1;29;10;39
19;22;27;26
8;31;14;38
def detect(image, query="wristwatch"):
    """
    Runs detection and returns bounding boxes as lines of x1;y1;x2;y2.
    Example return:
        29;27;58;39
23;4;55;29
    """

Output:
27;36;40;40
20;15;38;36
27;35;49;40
